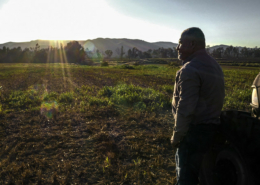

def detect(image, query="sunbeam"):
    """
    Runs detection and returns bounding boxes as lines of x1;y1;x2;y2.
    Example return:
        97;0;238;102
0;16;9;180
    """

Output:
60;40;76;92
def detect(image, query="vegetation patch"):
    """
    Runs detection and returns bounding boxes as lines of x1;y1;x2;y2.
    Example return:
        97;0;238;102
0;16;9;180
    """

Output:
101;61;109;67
99;83;171;111
0;63;258;184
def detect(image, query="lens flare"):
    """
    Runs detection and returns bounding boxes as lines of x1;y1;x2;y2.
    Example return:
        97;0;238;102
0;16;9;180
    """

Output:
83;41;103;61
40;101;58;119
83;41;95;52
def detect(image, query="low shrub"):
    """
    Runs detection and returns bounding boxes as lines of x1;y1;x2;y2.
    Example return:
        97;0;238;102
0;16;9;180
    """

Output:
133;61;140;66
88;97;109;106
168;61;180;67
98;86;113;97
8;90;41;109
43;91;59;101
82;60;94;65
147;58;168;64
101;61;109;67
59;92;74;103
119;64;135;69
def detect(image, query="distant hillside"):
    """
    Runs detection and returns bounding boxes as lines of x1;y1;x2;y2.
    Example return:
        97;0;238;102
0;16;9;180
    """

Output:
0;39;250;57
153;41;177;49
208;44;229;51
208;44;246;52
0;38;178;57
0;40;59;50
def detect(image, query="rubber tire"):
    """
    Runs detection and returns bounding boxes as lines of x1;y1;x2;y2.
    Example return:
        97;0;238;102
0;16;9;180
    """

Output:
199;147;249;185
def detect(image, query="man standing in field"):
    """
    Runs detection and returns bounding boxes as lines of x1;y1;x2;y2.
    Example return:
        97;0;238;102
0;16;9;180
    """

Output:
171;27;225;184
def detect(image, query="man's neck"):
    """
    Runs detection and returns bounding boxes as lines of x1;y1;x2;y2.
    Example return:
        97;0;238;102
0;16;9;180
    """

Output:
183;48;206;64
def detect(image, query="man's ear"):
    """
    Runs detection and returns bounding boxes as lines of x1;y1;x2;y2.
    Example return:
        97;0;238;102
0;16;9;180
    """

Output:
190;40;196;49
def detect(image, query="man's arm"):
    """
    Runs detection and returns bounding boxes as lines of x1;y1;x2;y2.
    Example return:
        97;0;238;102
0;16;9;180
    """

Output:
171;66;200;147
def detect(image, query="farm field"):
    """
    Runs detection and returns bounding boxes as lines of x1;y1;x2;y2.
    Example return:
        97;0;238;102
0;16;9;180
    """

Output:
0;63;258;184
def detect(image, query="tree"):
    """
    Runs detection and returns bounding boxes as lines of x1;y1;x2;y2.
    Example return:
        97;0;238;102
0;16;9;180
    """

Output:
105;50;113;59
172;47;178;58
206;45;211;54
120;46;125;59
143;51;152;58
132;47;139;58
137;50;143;59
233;47;239;58
35;43;40;52
127;49;132;58
152;49;159;58
5;47;23;63
20;48;32;63
158;47;167;58
223;45;236;58
65;41;85;63
241;47;249;57
96;49;102;59
33;48;47;63
254;47;260;58
212;47;224;58
167;48;177;58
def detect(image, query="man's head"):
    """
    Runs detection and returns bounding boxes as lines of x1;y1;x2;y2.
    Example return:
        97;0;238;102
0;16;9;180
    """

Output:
177;27;206;61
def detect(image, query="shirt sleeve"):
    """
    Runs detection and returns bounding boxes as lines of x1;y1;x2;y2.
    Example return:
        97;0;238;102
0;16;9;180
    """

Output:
172;66;200;143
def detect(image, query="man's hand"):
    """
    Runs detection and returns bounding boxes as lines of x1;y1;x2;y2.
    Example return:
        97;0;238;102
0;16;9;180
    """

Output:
171;135;180;148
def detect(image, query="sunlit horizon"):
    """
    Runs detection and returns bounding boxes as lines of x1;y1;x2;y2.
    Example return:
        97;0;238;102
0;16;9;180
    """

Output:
0;0;260;47
0;0;180;45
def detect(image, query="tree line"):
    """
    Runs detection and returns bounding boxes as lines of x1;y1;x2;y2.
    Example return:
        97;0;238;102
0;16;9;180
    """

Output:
208;45;260;58
0;41;178;64
0;41;86;64
0;41;259;64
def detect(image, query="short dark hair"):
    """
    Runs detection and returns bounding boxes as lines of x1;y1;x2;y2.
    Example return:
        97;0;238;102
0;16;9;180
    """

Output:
181;27;205;48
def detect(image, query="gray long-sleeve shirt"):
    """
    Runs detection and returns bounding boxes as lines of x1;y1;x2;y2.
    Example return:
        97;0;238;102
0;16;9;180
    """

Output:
172;49;225;143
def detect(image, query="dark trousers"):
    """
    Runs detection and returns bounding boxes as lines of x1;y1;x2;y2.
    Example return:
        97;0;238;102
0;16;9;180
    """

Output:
175;124;219;185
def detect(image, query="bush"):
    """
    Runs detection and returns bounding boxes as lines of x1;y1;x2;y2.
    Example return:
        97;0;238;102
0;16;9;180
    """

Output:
147;58;168;64
98;86;113;97
101;61;109;67
118;64;134;69
133;61;140;66
82;60;94;65
43;91;59;101
8;90;41;109
168;61;180;67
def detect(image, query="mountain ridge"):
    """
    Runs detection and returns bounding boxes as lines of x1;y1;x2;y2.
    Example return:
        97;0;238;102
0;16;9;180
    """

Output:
0;38;249;57
0;38;179;56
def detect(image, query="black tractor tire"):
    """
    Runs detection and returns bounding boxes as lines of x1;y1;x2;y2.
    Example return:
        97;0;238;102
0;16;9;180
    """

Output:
199;147;251;185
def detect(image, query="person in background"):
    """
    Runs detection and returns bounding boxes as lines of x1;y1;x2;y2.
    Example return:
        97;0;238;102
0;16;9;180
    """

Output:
171;27;225;185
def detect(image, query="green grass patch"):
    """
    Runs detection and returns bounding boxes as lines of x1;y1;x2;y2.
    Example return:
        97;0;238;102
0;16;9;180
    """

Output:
99;83;171;111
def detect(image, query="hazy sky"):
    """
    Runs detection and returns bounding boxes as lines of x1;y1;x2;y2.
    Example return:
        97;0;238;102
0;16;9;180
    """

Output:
0;0;259;47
